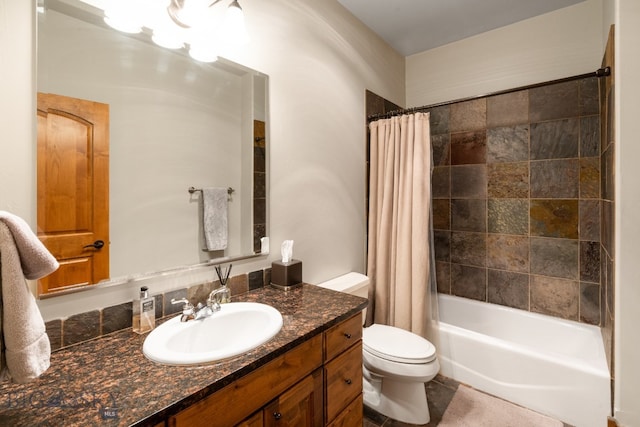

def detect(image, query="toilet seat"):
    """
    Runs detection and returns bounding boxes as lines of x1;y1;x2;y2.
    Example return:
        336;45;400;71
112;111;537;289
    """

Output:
363;324;436;364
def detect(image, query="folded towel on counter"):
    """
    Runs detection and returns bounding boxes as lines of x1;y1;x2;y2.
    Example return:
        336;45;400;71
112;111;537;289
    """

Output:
201;188;228;251
0;211;59;383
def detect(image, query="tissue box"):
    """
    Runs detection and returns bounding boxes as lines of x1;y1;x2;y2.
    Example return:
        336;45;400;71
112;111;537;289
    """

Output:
271;260;302;289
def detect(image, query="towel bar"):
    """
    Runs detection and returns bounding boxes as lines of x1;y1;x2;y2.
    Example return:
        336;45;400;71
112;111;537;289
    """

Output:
188;187;234;195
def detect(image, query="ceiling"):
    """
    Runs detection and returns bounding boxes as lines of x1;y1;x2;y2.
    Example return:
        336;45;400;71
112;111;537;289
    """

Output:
337;0;586;56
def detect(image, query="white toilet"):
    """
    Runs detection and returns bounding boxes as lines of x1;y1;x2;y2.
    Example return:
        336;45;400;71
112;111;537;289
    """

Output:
318;272;439;425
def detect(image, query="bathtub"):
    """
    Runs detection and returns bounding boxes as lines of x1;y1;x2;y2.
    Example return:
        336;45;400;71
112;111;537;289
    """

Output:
436;294;610;427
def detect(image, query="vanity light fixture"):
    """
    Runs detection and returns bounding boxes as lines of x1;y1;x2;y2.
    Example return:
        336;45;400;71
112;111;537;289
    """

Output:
102;0;248;62
103;0;146;34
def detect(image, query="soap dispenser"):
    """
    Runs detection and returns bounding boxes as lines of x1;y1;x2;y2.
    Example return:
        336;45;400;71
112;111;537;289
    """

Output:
133;286;155;334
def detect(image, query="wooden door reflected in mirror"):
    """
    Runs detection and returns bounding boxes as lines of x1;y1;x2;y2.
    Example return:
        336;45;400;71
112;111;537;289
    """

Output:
37;92;109;295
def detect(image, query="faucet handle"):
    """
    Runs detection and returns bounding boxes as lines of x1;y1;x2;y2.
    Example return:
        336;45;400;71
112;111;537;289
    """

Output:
171;298;194;316
171;298;195;321
171;297;193;310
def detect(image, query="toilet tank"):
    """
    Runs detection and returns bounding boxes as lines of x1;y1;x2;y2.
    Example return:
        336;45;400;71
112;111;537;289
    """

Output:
317;272;370;299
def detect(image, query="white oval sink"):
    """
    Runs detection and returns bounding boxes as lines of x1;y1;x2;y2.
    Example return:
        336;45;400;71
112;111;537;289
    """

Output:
143;302;283;365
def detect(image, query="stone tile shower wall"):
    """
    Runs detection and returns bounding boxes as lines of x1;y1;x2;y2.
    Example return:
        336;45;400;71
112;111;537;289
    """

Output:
253;120;267;252
430;77;603;325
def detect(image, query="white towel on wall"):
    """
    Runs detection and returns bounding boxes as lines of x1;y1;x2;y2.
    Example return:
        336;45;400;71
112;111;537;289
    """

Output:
201;188;228;251
0;211;59;383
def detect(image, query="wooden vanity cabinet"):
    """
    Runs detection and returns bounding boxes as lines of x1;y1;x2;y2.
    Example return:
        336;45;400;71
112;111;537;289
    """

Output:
168;335;322;427
323;313;363;426
167;313;363;427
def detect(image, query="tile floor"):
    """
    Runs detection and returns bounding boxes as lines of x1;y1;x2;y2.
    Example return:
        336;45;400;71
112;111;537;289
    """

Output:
363;375;572;427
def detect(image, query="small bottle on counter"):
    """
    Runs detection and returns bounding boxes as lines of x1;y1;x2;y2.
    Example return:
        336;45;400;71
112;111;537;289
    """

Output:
132;286;155;334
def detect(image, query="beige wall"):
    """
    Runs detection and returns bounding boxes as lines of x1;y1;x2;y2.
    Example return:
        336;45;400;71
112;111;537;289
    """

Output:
406;0;604;107
1;0;404;319
0;1;36;223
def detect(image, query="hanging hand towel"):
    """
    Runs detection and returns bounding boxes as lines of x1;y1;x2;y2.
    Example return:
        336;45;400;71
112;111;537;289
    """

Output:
0;211;59;383
201;188;228;251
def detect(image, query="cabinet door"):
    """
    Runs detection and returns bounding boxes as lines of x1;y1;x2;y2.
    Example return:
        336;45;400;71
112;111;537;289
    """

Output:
264;369;323;427
237;411;263;427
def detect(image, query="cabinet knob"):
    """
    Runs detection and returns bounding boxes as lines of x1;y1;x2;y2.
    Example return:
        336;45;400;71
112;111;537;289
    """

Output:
344;332;352;339
344;378;352;385
273;411;282;420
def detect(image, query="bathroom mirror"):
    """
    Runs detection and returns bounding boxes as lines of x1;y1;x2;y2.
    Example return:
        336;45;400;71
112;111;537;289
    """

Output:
37;0;268;296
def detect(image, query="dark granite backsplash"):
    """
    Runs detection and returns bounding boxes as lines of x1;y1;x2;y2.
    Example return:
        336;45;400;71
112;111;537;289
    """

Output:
46;268;272;351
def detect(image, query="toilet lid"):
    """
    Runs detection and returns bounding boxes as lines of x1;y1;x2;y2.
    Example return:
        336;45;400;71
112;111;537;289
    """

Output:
363;324;436;364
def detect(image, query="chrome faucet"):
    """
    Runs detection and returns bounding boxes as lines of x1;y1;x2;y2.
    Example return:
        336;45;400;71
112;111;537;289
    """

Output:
209;284;230;304
171;290;227;322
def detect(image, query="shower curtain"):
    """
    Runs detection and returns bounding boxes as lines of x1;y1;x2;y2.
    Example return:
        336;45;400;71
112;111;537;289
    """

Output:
366;112;437;339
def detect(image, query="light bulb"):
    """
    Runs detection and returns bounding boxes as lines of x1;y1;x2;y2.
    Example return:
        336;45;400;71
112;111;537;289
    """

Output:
104;16;143;34
152;30;185;49
223;0;249;46
149;0;185;49
104;0;145;34
189;43;219;62
169;0;211;28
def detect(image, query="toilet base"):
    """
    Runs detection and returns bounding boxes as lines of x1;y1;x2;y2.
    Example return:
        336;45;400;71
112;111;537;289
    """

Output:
363;375;431;424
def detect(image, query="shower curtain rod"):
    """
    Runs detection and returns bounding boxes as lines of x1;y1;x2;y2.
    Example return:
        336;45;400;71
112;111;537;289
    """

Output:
367;66;611;122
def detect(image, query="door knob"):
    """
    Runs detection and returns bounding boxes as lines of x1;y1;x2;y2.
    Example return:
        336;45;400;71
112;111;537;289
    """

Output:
83;240;105;250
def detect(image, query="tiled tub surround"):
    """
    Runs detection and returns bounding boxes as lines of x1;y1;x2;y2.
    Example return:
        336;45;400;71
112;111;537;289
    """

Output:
253;119;267;253
430;76;606;325
45;268;272;351
0;284;367;426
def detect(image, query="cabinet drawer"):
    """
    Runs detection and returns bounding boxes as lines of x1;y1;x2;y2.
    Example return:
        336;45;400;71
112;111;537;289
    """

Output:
324;313;362;361
170;334;322;427
325;341;362;423
326;393;362;427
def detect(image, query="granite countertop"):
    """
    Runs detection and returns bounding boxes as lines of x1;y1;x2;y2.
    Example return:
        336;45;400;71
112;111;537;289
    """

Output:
0;284;367;427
